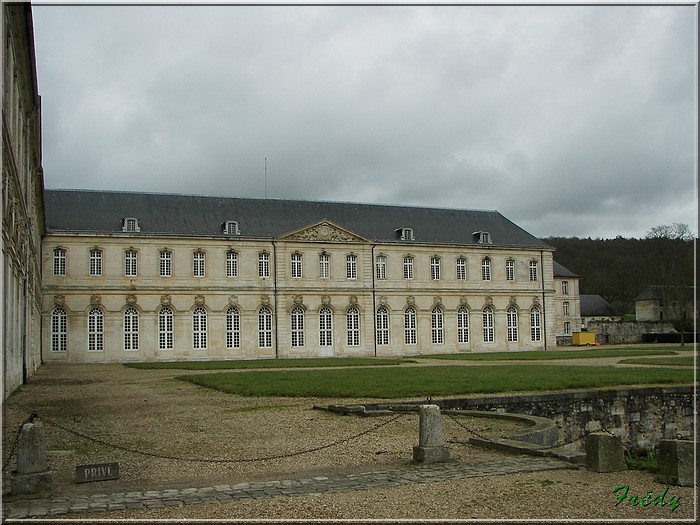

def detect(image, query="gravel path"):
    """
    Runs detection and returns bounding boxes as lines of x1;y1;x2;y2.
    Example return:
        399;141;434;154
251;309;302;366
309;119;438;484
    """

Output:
2;352;696;521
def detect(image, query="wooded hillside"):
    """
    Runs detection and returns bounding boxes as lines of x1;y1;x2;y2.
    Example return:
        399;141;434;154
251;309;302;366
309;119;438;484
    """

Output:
543;236;695;315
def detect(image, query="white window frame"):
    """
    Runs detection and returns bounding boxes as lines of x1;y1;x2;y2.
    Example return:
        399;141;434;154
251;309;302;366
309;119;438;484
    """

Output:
319;307;333;347
529;260;538;282
88;307;104;352
51;307;67;352
159;307;174;350
456;258;467;281
224;221;240;235
53;248;66;276
563;301;570;316
346;307;360;346
430;257;441;281
319;253;330;279
89;249;102;276
226;251;238;278
193;251;206;278
482;307;494;343
431;306;444;344
375;255;387;280
192;307;208;349
346;254;357;280
291;253;303;279
562;281;569;295
160;250;172;277
124;307;139;351
259;252;270;278
564;321;571;335
404;308;417;345
530;307;541;342
403;256;414;280
291;307;305;347
507;307;518;342
376;307;389;345
481;257;491;281
258;307;273;348
227;307;241;349
458;307;469;343
124;249;137;278
122;217;140;233
505;259;515;282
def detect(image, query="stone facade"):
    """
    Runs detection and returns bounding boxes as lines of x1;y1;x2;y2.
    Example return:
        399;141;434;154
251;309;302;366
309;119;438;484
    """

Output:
2;3;45;398
586;320;677;345
42;223;562;362
552;263;582;345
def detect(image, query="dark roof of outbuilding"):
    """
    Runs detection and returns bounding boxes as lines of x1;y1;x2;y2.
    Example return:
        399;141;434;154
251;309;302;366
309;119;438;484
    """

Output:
580;295;622;317
635;285;695;301
553;261;578;277
43;189;553;249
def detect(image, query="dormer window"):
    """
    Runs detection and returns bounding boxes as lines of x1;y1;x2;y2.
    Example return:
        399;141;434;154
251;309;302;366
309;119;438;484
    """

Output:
223;221;240;235
473;231;491;244
122;218;140;233
396;227;414;241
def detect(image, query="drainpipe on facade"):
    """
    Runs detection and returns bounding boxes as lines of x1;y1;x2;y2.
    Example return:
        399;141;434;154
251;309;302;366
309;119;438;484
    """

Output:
371;244;377;357
272;240;279;359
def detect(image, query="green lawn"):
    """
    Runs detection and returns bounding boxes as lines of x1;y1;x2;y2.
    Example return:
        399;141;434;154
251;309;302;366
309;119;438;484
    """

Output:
417;347;683;361
125;357;410;370
618;355;696;367
178;364;694;399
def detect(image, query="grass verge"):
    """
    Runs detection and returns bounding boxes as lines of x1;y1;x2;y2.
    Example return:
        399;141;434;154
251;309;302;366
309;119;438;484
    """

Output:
618;355;695;366
178;364;693;398
417;347;683;361
125;357;410;370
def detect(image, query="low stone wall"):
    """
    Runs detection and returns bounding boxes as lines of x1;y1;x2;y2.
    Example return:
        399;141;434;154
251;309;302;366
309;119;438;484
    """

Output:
433;385;695;450
586;320;676;345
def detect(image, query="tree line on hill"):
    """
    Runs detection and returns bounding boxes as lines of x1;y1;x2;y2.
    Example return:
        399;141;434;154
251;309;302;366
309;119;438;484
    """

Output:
542;223;695;317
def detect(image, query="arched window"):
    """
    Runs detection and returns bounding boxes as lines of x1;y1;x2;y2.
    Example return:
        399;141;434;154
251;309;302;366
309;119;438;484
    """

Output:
193;307;207;349
319;307;333;347
432;306;444;344
159;307;174;349
507;307;518;342
404;307;417;345
376;307;389;345
530;307;541;342
51;307;67;352
291;307;305;347
482;307;494;343
346;307;360;346
258;307;273;348
226;307;240;348
124;307;139;351
87;307;104;352
457;307;469;343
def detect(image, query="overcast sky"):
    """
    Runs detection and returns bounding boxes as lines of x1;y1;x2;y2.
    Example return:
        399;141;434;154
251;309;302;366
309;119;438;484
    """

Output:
31;2;697;239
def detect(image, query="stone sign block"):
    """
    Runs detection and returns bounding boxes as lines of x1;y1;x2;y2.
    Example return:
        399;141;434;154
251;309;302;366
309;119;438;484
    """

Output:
75;462;120;483
413;405;451;464
585;432;627;472
656;440;697;487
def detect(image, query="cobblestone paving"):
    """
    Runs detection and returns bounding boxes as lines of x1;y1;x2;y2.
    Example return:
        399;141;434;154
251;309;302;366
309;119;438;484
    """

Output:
3;455;575;519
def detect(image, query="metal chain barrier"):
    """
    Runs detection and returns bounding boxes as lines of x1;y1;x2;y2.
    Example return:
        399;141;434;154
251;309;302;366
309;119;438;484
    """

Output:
2;412;38;473
31;411;407;464
445;413;494;443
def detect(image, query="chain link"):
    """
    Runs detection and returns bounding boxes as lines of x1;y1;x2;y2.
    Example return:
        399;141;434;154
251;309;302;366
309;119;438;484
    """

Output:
445;413;494;442
35;412;407;464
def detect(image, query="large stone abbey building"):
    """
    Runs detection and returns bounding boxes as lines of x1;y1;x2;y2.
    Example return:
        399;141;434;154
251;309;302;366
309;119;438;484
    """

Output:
41;190;581;363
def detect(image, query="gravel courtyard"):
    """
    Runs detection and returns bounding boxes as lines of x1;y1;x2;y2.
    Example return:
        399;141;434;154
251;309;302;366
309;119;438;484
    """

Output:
2;360;696;521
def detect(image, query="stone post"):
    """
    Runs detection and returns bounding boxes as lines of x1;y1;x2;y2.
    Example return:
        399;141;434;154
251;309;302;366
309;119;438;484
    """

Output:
413;404;451;463
11;421;52;495
585;432;627;472
656;439;697;487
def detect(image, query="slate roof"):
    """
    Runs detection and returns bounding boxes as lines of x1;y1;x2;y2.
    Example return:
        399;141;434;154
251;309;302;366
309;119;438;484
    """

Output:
635;286;695;301
43;189;553;249
580;295;621;317
553;261;578;277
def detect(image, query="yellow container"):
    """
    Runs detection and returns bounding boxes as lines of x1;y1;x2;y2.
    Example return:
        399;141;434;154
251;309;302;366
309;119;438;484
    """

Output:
572;331;597;346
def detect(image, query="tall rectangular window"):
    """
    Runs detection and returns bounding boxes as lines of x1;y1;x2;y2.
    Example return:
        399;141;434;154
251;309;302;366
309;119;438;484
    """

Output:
375;255;387;280
159;308;174;349
125;250;137;277
124;308;139;351
529;260;538;282
192;308;207;349
258;307;273;347
505;259;515;281
226;251;238;278
530;308;541;342
507;308;518;342
291;307;304;347
291;253;303;278
346;254;357;280
481;258;491;281
347;308;360;346
562;281;569;295
259;253;270;278
319;253;330;279
564;321;571;335
319;308;333;347
160;251;172;277
563;301;570;316
227;307;241;348
432;307;444;344
89;249;102;276
376;308;389;345
193;251;205;277
483;307;494;343
51;308;67;352
403;256;414;280
88;308;104;351
430;257;441;280
458;307;470;343
404;308;417;345
53;248;66;276
456;258;466;280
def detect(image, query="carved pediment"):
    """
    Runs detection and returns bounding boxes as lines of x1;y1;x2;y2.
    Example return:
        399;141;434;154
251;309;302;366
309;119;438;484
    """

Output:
280;220;368;243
